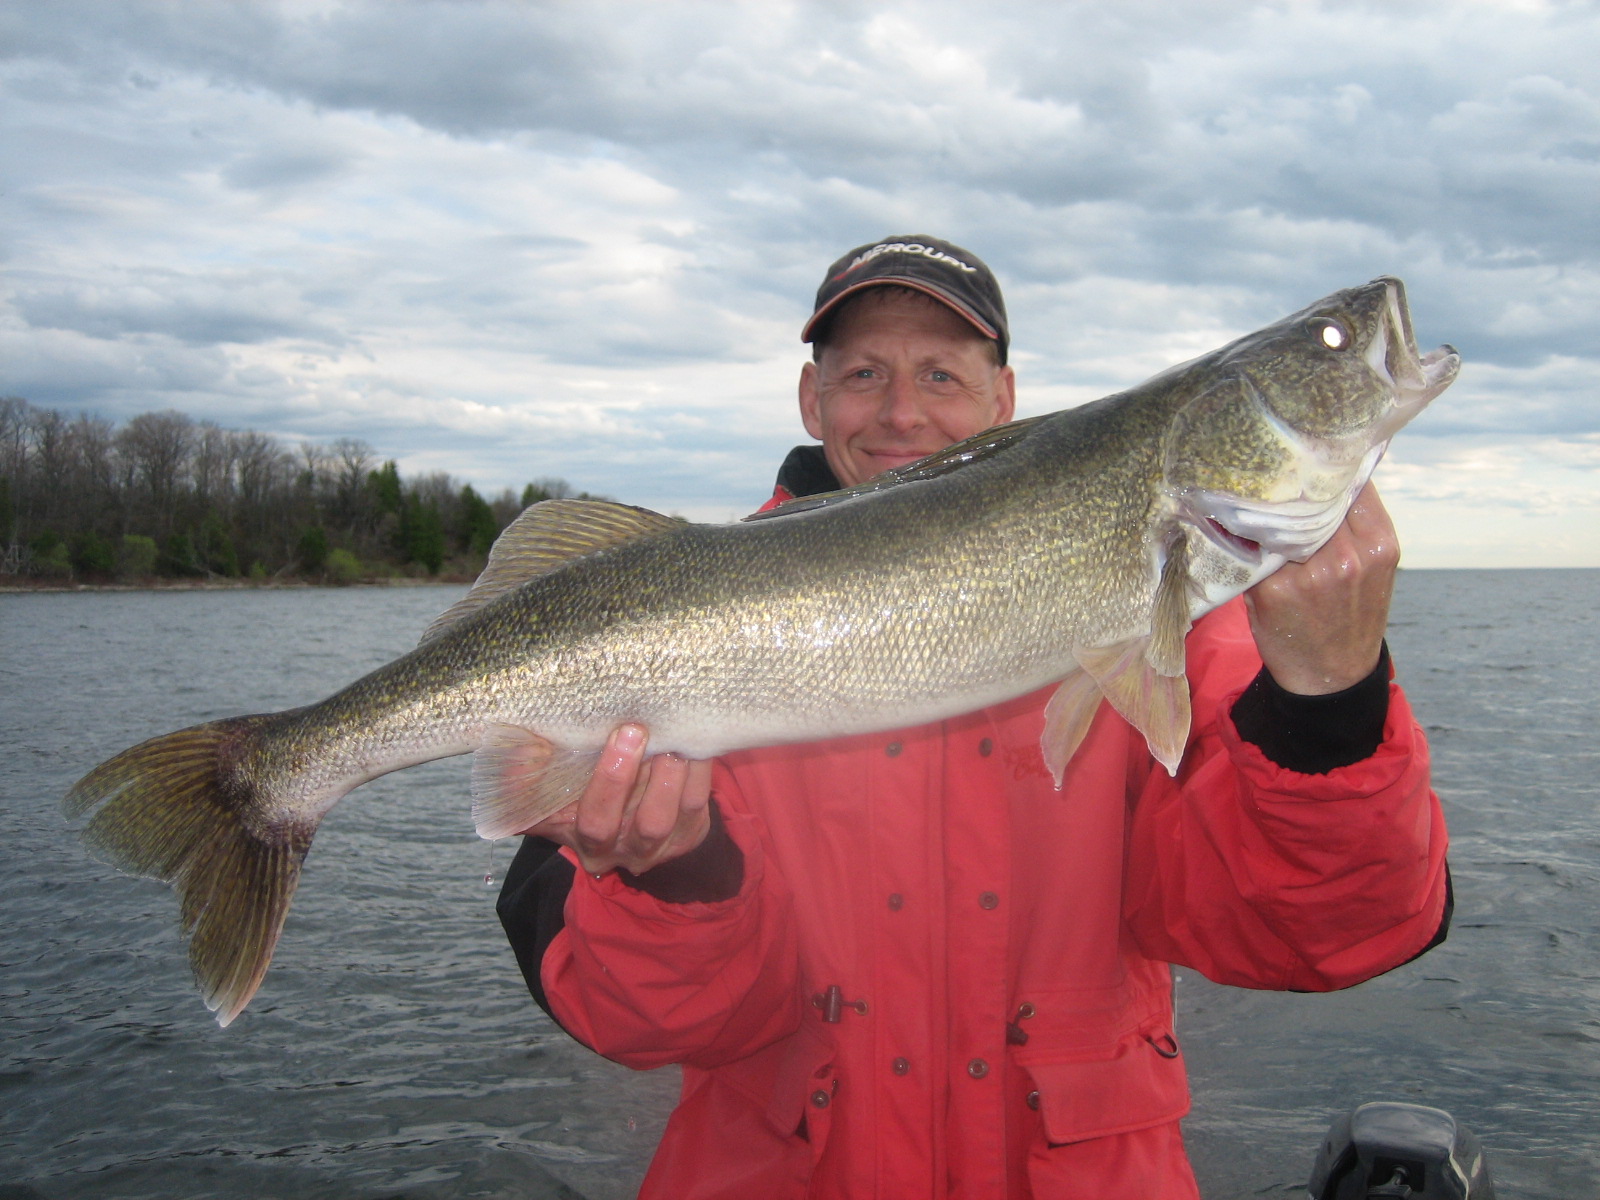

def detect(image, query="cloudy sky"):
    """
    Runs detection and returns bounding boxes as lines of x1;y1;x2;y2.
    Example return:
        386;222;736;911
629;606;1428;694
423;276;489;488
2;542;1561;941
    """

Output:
2;0;1596;567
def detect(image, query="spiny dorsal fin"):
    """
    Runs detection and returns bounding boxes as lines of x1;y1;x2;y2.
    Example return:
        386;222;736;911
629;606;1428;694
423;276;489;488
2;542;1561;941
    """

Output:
745;415;1048;521
421;498;683;645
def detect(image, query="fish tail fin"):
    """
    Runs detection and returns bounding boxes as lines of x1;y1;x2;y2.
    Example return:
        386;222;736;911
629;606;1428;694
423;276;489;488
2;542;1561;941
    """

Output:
64;715;313;1027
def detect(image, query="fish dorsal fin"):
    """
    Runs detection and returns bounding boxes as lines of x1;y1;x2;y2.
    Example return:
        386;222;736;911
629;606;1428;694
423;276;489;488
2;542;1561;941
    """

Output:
745;415;1048;521
420;498;682;645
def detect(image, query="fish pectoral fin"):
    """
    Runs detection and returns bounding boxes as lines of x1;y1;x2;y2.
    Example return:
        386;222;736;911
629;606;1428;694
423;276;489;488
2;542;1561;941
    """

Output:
1041;668;1105;788
471;724;600;840
421;499;684;645
1148;529;1196;678
1073;640;1192;777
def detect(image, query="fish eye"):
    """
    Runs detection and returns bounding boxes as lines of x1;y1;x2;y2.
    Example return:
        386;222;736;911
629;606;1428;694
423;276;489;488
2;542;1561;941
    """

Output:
1308;317;1351;351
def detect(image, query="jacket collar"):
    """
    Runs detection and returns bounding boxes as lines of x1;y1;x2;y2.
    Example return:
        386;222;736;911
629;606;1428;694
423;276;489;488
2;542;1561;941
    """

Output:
772;444;841;503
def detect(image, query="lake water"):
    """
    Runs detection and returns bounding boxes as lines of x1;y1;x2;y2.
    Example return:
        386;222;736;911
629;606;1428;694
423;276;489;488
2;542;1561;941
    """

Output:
2;571;1596;1199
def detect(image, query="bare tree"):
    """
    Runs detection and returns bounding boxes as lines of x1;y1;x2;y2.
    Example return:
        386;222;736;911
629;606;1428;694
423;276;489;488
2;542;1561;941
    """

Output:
191;421;238;515
117;411;195;537
0;397;583;581
329;436;374;535
0;397;29;490
68;412;120;536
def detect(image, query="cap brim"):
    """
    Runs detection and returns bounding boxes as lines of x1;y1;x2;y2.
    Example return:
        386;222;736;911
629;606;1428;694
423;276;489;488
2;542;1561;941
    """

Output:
801;277;1001;345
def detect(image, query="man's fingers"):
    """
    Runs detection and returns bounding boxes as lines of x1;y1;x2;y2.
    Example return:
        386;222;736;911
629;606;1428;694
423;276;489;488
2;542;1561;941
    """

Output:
1345;483;1400;573
627;753;689;845
574;723;648;858
519;799;579;847
526;723;715;875
608;751;717;874
1245;483;1401;694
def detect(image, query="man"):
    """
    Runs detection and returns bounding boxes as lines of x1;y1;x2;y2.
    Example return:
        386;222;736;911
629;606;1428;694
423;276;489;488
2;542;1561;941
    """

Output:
499;237;1450;1198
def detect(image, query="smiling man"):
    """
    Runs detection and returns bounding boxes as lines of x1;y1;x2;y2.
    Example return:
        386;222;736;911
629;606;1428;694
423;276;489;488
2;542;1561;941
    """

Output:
498;236;1451;1199
795;242;1016;489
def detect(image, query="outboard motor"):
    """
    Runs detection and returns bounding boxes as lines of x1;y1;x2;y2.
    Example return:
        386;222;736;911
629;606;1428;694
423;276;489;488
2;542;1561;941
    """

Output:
1308;1102;1496;1199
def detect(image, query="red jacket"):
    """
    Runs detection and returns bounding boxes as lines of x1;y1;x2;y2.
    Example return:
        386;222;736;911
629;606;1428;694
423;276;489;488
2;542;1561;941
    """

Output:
539;593;1450;1199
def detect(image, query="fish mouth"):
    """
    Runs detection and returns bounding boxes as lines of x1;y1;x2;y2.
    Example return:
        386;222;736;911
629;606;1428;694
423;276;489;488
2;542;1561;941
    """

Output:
1185;279;1457;567
1369;276;1460;435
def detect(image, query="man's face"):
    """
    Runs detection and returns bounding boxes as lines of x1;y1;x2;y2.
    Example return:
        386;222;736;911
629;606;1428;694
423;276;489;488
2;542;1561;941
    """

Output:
799;289;1017;489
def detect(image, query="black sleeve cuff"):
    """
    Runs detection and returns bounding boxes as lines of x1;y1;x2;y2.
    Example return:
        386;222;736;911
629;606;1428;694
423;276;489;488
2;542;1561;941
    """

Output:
617;798;745;904
496;834;576;1026
1230;642;1392;774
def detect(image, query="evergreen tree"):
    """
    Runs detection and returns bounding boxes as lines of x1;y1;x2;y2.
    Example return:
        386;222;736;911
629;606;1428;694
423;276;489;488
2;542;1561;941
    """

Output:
197;510;240;577
297;525;329;573
159;532;199;577
458;484;497;557
369;461;402;516
401;496;445;574
69;531;116;577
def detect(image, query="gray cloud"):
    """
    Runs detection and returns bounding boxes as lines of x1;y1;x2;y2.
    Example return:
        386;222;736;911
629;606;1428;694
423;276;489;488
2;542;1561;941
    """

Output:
1;0;1597;563
13;268;340;347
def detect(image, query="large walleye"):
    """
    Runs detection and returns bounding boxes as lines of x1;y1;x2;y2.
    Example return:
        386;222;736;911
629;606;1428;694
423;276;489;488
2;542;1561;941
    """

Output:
66;277;1458;1025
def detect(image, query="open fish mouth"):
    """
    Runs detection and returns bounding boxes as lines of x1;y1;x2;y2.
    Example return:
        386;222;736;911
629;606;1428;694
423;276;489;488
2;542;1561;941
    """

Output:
1178;277;1459;567
1371;276;1460;431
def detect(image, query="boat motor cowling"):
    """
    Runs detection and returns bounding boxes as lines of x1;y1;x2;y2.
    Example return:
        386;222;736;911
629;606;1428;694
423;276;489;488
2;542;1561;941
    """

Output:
1308;1102;1496;1200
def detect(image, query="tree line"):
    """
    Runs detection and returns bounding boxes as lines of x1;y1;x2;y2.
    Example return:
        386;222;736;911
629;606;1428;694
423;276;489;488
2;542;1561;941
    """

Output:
0;396;596;585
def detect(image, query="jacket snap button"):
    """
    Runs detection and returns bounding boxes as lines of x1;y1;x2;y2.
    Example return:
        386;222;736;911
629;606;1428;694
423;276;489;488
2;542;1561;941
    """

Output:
892;1057;910;1075
1026;1089;1041;1110
978;891;1000;910
967;1058;989;1079
885;741;902;757
979;737;993;756
811;1089;831;1108
888;893;903;911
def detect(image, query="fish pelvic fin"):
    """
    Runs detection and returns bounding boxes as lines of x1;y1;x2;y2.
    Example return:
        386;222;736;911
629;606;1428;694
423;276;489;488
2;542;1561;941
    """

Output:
471;724;601;840
1042;668;1105;788
1043;535;1198;781
63;716;313;1027
421;499;684;645
1072;640;1192;777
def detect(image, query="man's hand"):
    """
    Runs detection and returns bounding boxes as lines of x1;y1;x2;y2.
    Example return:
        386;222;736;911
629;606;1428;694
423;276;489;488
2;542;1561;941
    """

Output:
520;724;714;877
1244;483;1399;696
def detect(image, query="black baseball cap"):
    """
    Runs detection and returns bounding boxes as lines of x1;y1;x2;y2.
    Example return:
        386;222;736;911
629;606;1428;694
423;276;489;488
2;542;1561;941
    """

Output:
802;235;1010;364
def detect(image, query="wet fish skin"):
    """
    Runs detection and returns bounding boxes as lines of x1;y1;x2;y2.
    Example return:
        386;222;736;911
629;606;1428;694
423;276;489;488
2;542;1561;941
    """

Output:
64;277;1459;1026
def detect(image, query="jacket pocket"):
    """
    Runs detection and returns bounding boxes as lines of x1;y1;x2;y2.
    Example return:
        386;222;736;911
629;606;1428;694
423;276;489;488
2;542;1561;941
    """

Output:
761;1017;838;1151
1023;1029;1190;1145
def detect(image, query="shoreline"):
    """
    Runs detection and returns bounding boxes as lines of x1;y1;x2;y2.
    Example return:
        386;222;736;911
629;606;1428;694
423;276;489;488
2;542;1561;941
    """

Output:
0;576;471;594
